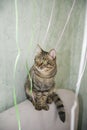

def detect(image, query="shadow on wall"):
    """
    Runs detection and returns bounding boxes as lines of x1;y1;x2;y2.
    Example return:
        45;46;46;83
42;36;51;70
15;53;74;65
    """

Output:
78;94;83;130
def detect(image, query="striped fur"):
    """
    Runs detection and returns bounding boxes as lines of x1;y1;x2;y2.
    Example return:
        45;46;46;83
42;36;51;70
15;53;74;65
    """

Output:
24;45;66;122
52;92;65;122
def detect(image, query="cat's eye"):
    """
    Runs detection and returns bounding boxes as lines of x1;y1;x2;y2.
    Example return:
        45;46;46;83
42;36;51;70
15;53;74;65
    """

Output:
47;61;51;65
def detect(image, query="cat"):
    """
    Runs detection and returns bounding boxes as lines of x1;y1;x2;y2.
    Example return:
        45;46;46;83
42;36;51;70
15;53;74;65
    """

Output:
24;45;65;122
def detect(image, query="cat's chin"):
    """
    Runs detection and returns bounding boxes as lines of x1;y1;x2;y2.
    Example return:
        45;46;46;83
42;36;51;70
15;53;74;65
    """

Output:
35;66;46;72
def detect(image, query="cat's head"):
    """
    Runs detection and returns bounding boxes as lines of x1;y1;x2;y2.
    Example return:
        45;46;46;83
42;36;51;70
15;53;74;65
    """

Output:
34;45;57;71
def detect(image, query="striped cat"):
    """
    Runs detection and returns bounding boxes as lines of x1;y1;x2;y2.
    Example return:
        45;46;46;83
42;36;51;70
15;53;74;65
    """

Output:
24;45;66;122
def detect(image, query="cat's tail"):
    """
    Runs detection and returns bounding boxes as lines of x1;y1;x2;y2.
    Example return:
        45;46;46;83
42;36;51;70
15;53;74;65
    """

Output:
52;92;66;122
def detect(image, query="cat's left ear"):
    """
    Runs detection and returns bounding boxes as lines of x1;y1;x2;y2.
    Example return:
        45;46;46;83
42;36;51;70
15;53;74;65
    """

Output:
48;49;56;59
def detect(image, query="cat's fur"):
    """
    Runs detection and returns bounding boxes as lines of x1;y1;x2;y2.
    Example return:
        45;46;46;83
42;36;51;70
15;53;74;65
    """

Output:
24;45;65;122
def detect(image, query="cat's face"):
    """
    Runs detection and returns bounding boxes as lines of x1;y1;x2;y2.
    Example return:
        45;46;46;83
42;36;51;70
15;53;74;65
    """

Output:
34;45;56;71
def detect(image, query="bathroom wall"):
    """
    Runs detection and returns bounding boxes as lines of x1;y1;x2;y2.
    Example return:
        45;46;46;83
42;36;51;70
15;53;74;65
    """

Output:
0;0;86;129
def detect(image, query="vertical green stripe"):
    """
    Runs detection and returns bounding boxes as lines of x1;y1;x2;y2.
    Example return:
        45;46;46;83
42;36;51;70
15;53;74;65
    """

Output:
13;0;21;130
25;61;33;94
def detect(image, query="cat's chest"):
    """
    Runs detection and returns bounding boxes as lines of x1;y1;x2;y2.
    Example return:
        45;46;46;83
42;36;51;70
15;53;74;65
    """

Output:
31;72;55;91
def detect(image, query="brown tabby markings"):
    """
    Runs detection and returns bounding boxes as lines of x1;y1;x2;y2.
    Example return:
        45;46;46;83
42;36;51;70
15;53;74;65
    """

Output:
24;45;65;122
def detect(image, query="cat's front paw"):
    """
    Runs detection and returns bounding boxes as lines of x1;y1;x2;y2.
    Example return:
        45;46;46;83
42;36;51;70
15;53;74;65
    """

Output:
35;104;42;111
43;104;49;111
47;96;53;104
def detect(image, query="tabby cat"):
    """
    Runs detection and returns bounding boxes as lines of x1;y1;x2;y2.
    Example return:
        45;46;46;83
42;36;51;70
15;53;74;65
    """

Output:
24;45;66;122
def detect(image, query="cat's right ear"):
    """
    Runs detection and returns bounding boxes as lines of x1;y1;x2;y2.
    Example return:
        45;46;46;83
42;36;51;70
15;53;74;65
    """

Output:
36;44;42;54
